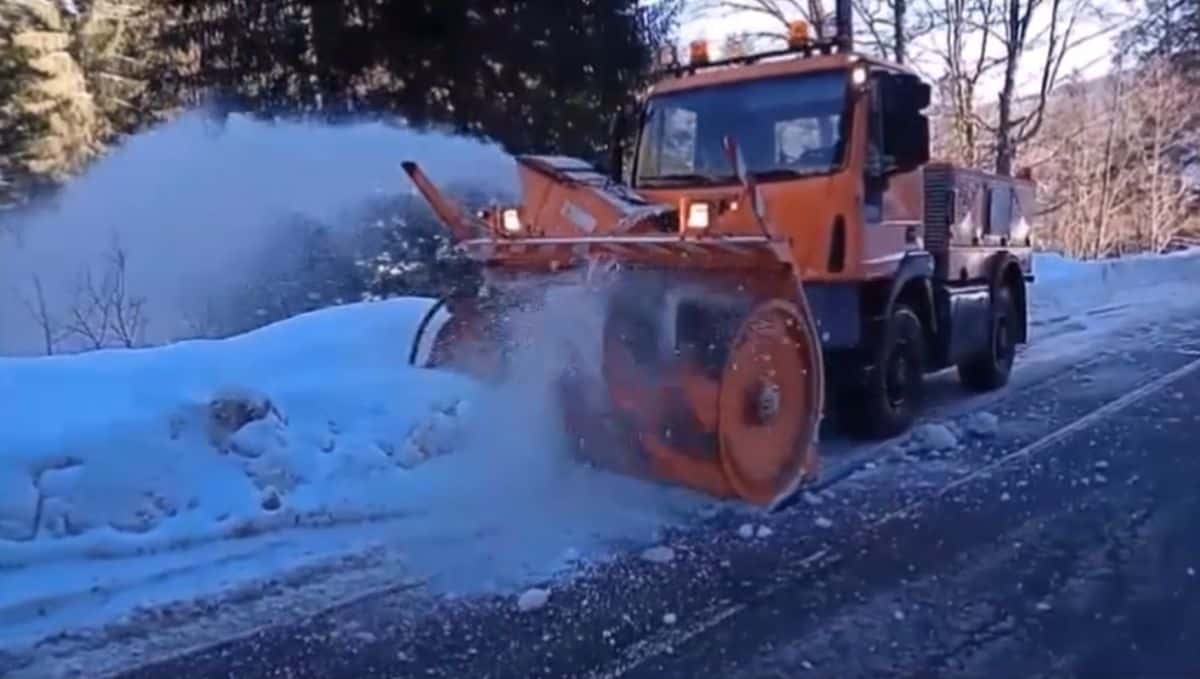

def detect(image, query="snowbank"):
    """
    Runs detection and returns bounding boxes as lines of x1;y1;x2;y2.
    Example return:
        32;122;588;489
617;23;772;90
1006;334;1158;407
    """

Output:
0;290;706;659
1030;248;1200;326
0;298;475;566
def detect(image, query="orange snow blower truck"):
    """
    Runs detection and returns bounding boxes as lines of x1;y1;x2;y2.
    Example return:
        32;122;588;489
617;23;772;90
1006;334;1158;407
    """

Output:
401;1;1035;509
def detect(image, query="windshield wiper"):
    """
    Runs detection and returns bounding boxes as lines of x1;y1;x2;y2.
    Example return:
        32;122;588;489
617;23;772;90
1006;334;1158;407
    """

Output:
638;173;734;186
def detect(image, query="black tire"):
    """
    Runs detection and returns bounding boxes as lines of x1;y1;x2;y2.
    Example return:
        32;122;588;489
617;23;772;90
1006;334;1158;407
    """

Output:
958;285;1017;391
842;305;926;439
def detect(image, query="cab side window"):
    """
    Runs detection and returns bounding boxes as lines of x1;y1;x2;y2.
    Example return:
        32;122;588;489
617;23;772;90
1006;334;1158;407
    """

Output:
864;71;887;222
867;72;886;175
986;185;1013;236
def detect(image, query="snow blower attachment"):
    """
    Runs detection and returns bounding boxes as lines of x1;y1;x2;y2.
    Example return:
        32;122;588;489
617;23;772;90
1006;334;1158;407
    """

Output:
401;152;825;508
397;0;1038;508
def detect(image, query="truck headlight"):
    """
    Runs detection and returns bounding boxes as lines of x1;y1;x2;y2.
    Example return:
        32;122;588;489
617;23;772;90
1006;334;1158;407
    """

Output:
686;202;710;229
851;64;868;88
501;208;522;234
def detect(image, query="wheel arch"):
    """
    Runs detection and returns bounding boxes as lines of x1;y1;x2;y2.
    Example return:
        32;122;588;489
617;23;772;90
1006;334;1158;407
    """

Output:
884;252;937;353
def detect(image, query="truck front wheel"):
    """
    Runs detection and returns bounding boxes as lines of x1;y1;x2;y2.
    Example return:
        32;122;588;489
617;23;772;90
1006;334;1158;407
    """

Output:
843;305;926;439
958;286;1017;391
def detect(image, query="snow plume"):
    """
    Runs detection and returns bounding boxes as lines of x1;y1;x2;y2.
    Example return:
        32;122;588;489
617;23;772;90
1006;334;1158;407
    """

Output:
392;275;705;592
0;109;517;356
456;282;604;489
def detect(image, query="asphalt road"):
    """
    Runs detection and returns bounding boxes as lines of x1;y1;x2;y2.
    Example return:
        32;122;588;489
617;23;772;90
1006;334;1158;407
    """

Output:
111;310;1200;679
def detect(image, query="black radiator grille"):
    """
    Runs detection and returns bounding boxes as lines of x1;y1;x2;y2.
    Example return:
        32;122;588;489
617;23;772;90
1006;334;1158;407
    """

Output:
923;165;953;277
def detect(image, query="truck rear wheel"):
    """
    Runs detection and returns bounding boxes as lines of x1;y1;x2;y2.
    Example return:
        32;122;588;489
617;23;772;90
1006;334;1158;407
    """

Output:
958;286;1017;391
843;305;926;439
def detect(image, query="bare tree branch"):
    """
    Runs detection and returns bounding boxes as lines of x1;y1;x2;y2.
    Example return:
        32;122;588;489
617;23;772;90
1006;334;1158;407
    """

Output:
693;0;912;54
105;244;148;347
19;274;64;355
60;235;149;351
1024;56;1199;258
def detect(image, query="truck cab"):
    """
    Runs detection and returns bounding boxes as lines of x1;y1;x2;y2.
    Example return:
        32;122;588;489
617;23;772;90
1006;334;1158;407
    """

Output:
619;34;1035;438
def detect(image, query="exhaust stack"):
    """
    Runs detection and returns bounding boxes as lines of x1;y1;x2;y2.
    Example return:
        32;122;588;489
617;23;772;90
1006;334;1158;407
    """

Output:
833;0;852;52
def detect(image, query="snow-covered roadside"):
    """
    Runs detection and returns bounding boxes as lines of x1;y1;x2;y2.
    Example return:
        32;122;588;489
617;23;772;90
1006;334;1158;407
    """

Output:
0;298;475;567
0;299;474;662
1029;248;1200;340
0;294;705;675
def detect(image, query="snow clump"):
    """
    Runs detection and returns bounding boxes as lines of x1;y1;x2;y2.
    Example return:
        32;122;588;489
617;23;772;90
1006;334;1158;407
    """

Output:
640;546;675;564
964;412;1000;438
911;423;959;451
517;588;550;612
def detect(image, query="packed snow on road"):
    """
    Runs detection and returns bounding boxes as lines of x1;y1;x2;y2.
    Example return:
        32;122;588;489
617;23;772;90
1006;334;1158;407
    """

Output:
1;114;1198;674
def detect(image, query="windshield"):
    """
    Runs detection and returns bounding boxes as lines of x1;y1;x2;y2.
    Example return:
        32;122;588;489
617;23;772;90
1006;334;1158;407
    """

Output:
635;69;849;187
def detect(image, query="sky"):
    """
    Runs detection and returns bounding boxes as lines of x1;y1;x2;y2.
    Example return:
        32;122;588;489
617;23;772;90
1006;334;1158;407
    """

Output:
678;0;1142;102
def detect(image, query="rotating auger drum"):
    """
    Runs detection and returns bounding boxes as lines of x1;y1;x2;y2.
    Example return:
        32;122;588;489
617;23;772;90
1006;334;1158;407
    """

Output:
587;268;824;508
408;265;824;509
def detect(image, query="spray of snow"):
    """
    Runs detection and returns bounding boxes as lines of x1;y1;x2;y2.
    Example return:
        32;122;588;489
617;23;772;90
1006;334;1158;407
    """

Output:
405;277;705;592
0;110;518;355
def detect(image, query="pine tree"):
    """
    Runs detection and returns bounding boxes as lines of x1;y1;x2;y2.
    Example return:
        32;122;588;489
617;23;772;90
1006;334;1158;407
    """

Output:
0;0;172;208
153;0;682;162
0;27;48;209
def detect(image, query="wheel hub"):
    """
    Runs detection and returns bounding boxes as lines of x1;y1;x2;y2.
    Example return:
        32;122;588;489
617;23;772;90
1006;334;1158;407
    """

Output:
718;299;824;506
752;379;782;424
584;273;826;507
886;350;910;408
995;320;1011;358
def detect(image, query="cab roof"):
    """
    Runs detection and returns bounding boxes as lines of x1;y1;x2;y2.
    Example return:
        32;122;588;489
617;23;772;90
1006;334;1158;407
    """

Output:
646;49;916;97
